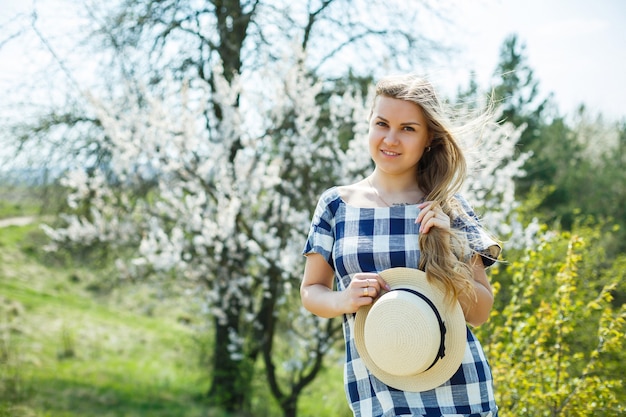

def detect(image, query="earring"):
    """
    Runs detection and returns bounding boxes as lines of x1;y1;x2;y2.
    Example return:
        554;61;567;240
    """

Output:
425;146;431;152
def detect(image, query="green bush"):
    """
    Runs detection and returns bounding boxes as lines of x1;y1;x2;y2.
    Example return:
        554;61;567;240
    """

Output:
477;225;626;416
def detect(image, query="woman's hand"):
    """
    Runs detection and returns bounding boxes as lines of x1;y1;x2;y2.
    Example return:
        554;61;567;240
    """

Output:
302;254;390;318
416;201;451;234
343;273;391;313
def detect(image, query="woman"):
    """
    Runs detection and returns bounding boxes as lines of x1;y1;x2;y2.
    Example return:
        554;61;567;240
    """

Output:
301;74;501;416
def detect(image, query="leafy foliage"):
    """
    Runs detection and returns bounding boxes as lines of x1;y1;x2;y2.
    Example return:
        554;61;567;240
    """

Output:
476;224;626;416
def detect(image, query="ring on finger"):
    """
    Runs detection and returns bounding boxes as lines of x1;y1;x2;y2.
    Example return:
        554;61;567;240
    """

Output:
363;287;369;297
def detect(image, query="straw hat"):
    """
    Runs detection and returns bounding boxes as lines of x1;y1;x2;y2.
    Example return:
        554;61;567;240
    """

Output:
354;267;467;392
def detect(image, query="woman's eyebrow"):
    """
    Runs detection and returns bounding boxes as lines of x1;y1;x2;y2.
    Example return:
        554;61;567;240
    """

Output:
375;115;422;126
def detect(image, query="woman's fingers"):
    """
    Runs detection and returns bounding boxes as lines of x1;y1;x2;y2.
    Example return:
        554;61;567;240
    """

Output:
354;274;391;292
346;274;391;311
416;201;450;233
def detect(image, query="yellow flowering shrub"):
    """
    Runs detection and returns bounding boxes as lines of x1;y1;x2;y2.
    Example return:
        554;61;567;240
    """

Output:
476;228;626;416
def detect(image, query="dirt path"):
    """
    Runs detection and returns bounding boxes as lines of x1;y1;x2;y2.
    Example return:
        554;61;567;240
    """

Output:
0;216;36;228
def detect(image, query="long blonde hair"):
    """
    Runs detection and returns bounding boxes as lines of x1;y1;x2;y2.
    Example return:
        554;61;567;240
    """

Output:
374;74;478;302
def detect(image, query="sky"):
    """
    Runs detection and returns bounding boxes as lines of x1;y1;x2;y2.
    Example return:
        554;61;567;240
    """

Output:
446;0;626;120
1;0;625;120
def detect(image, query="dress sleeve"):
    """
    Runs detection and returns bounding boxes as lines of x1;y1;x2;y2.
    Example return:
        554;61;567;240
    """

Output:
302;188;337;269
451;194;502;267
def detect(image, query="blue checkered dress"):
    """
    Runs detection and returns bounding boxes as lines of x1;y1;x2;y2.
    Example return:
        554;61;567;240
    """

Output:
303;187;500;417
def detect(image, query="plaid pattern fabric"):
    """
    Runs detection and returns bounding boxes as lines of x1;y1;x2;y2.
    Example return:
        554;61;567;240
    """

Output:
303;187;500;417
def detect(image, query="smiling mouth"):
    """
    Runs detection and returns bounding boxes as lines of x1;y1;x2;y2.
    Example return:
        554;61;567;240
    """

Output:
381;150;400;156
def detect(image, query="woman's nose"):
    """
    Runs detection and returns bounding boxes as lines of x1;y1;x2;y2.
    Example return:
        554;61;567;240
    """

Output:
383;130;399;145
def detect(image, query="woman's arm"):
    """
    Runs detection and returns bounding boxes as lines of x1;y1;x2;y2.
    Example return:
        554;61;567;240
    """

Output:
300;253;387;319
458;254;494;327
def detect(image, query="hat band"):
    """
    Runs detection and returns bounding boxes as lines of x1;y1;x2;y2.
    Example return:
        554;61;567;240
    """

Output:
393;288;447;371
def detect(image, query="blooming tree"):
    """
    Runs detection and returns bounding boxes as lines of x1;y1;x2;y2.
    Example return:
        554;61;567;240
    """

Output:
43;59;372;415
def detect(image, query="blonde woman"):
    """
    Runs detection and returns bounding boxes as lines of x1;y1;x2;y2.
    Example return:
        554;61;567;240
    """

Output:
301;74;501;416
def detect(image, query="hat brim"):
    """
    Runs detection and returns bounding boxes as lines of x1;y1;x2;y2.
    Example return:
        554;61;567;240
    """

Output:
354;267;467;392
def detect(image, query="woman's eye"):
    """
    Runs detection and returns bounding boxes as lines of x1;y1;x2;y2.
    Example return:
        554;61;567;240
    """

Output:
376;121;388;127
403;126;415;132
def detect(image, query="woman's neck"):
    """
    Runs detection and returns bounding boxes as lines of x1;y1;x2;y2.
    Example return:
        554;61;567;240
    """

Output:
367;170;425;206
369;169;421;194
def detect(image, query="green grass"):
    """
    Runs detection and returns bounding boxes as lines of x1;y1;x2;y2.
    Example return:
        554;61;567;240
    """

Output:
0;217;353;417
0;221;210;417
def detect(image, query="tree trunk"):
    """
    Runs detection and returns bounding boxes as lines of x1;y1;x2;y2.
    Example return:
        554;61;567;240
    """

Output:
207;313;252;412
281;396;298;417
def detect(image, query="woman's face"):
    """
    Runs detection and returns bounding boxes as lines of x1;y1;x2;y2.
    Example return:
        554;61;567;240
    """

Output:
368;96;430;176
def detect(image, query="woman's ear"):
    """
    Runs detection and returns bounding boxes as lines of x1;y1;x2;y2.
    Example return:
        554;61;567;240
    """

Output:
425;136;434;152
428;131;435;146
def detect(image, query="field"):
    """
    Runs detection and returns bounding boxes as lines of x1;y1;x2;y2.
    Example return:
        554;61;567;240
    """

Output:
0;203;349;417
0;219;215;416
